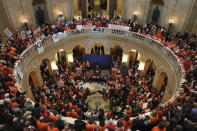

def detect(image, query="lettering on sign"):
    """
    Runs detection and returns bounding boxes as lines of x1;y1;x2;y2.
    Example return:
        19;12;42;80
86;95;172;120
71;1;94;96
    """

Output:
111;29;125;35
151;40;163;50
91;27;104;33
132;33;145;41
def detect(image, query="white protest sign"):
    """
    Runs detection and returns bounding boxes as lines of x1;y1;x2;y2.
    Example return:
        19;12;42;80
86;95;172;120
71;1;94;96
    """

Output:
76;25;83;31
21;31;26;40
4;28;12;38
35;40;44;54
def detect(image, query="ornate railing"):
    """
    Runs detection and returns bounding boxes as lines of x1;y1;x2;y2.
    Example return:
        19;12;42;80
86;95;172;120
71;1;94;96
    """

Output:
15;27;185;100
13;27;185;125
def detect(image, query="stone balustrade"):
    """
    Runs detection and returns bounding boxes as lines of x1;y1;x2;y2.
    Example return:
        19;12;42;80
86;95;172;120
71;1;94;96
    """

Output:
13;27;185;124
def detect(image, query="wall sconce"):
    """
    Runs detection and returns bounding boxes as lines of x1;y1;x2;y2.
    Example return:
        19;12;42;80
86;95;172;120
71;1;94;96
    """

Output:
133;11;137;21
23;19;28;31
58;11;63;16
59;49;64;52
168;19;174;33
131;49;136;52
169;19;174;24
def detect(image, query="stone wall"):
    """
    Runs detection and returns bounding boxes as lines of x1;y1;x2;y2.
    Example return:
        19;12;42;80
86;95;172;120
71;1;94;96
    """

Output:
0;0;74;31
124;0;197;33
0;0;196;33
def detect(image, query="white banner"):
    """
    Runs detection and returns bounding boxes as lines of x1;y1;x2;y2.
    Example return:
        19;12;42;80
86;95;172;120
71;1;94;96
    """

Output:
108;24;130;31
4;28;12;38
76;25;83;31
35;40;44;54
91;26;104;32
52;31;67;43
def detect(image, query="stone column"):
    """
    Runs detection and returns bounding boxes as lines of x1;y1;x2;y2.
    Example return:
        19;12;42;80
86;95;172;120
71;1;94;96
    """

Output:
45;60;55;76
22;69;43;101
152;70;161;89
81;0;87;18
161;84;173;103
109;0;115;18
69;0;74;18
121;0;127;19
31;70;43;88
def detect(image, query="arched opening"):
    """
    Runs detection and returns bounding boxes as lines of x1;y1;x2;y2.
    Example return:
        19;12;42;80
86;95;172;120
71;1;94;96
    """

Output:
91;43;105;55
114;0;123;16
32;0;49;25
29;71;40;89
156;72;168;91
184;0;197;33
146;60;156;78
143;59;157;77
129;49;138;66
73;45;85;63
40;59;53;81
73;0;81;17
56;49;67;65
110;45;123;67
147;0;164;24
88;0;108;14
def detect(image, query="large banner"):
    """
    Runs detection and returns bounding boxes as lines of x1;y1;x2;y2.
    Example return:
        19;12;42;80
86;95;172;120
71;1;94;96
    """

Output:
84;55;113;69
35;40;44;54
108;24;130;31
52;32;67;43
91;26;104;33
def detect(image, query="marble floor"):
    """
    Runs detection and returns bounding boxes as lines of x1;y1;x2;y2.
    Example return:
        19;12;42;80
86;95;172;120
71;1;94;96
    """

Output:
82;82;110;111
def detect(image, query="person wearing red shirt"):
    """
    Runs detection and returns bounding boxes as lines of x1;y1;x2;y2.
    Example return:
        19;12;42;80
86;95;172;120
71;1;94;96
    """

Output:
151;122;166;131
86;119;97;131
97;120;106;131
37;116;49;131
47;122;59;131
121;115;132;130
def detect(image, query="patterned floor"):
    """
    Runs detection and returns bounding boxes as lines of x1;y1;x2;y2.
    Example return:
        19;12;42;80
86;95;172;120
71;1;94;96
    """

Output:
86;91;110;112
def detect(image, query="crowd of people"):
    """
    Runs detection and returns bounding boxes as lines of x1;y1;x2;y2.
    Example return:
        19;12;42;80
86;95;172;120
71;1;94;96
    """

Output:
0;14;196;131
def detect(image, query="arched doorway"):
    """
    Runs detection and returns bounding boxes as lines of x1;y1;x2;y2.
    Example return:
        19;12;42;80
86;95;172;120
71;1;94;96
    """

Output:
29;71;40;89
147;0;164;24
114;0;123;16
73;45;85;64
56;49;67;64
32;0;49;25
110;45;123;67
184;0;197;33
129;49;138;66
91;43;104;55
40;59;53;81
88;0;108;14
143;59;156;77
155;72;168;90
73;0;81;17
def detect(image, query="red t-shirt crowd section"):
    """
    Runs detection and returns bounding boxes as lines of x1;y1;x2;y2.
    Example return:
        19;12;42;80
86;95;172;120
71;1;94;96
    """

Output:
0;15;197;131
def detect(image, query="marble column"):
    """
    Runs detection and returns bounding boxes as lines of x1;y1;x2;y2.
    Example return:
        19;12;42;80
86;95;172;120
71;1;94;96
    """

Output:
109;0;115;18
81;0;87;18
